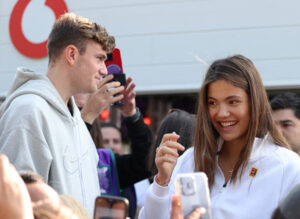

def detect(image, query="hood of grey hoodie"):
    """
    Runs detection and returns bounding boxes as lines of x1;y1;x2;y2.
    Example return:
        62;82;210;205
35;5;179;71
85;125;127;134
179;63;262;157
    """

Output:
0;67;72;119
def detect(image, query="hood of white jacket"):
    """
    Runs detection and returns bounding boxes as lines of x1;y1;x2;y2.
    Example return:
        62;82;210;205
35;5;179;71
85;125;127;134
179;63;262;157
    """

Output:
0;67;74;119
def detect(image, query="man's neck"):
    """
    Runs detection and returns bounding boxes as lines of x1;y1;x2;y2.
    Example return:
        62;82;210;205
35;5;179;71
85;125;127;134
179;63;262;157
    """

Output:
46;63;72;105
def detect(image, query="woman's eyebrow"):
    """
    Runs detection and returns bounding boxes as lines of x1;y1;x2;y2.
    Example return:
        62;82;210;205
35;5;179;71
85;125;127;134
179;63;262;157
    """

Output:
207;95;242;100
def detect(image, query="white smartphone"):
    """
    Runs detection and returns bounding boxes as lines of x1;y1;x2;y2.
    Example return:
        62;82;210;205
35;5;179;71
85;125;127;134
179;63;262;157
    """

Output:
175;172;212;219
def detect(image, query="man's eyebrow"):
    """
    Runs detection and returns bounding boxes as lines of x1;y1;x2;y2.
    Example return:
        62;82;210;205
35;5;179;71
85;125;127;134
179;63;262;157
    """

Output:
97;53;107;59
280;119;294;124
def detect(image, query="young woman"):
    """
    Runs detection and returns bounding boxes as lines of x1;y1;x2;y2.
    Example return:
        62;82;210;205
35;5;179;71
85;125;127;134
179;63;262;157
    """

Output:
138;55;300;219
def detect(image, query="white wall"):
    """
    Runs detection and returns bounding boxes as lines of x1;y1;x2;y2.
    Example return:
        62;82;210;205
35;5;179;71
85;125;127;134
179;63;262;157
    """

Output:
1;0;300;95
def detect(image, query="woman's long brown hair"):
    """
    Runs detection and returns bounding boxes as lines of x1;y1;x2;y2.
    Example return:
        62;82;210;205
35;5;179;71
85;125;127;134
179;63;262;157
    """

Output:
194;55;289;188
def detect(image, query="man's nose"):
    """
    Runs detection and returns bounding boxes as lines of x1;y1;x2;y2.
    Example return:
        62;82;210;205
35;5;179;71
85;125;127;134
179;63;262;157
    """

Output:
99;63;108;76
275;124;283;135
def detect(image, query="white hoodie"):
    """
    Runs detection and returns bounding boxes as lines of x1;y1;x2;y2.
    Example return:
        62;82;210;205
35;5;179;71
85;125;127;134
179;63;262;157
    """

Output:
0;68;100;215
139;136;300;219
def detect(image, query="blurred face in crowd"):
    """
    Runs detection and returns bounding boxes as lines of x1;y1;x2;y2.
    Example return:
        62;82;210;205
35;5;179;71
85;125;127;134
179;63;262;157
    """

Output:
26;182;60;205
101;127;123;154
272;108;300;155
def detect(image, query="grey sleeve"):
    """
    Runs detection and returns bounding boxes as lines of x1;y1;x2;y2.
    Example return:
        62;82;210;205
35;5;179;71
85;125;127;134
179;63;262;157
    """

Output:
0;126;53;182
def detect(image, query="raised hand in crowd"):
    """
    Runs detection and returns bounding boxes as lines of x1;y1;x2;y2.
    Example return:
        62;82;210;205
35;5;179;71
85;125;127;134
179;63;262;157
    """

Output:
170;195;206;219
80;74;125;124
155;132;185;186
119;76;137;117
0;154;33;219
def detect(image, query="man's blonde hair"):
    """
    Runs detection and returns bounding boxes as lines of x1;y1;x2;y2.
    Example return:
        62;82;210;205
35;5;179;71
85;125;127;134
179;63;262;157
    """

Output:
47;13;115;63
32;199;79;219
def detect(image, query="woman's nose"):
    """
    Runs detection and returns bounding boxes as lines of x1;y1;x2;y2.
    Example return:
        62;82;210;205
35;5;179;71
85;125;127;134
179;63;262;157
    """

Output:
217;104;230;118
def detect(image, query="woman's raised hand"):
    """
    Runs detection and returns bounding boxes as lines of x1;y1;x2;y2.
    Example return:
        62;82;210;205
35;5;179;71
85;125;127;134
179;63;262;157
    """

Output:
155;132;185;186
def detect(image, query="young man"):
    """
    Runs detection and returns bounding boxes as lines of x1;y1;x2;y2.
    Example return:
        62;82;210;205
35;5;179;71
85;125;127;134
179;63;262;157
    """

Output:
271;92;300;155
0;13;115;215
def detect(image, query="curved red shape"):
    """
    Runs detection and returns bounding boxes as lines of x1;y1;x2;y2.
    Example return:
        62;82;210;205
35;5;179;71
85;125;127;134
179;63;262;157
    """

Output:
9;0;68;59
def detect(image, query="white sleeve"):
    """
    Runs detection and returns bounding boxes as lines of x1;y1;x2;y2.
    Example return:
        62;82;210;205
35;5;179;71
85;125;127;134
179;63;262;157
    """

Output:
138;147;195;219
138;178;172;219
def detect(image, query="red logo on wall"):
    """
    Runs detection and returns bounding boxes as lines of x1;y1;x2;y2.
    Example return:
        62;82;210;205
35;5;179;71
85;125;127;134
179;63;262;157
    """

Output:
9;0;68;59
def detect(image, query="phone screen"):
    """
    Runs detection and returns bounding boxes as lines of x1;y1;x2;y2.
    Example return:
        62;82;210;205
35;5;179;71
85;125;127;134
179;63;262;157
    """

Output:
94;196;128;219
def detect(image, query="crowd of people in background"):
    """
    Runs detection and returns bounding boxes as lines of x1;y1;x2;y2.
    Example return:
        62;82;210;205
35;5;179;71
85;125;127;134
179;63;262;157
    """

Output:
1;12;300;219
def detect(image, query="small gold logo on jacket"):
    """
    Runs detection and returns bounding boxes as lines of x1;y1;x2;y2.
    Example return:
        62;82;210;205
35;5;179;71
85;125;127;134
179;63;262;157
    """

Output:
249;167;258;177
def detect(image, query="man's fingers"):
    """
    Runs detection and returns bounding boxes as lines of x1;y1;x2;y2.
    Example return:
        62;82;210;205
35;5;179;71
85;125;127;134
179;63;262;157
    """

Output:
111;94;124;103
99;81;122;93
125;77;133;88
108;86;124;96
98;74;113;88
123;82;136;100
125;81;136;93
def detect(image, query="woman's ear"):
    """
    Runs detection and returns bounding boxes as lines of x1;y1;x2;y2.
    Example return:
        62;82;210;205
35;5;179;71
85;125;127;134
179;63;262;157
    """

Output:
64;45;79;65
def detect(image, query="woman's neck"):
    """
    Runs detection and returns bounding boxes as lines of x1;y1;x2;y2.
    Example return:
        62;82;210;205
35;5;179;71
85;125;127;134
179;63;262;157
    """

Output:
222;137;247;160
218;138;246;182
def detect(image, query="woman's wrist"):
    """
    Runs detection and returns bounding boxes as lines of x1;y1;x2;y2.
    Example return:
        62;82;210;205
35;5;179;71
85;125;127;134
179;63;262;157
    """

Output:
155;174;170;187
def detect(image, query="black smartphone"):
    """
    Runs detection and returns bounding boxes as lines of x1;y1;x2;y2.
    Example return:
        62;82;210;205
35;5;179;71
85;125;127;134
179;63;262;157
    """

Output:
94;195;129;219
105;48;126;107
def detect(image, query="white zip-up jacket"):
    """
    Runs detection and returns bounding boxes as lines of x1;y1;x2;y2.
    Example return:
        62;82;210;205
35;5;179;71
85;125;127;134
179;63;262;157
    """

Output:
139;136;300;219
0;68;100;215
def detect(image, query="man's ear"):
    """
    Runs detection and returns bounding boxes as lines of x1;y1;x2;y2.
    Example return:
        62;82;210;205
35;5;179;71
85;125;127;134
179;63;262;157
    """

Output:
64;45;79;65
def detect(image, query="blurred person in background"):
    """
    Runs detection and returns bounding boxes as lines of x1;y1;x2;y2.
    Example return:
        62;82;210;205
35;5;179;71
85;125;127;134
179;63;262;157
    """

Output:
32;199;79;219
20;171;60;205
272;183;300;219
59;194;89;219
271;92;300;155
21;171;88;219
101;122;124;154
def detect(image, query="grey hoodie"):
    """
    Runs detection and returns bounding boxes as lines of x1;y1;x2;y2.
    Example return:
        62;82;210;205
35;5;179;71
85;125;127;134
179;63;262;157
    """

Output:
0;67;100;215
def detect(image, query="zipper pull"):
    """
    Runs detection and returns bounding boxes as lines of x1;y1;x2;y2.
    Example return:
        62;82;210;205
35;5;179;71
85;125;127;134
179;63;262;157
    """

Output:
220;182;227;193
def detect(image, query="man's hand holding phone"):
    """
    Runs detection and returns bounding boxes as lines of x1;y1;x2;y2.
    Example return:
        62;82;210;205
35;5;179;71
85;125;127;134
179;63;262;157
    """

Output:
80;75;124;124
